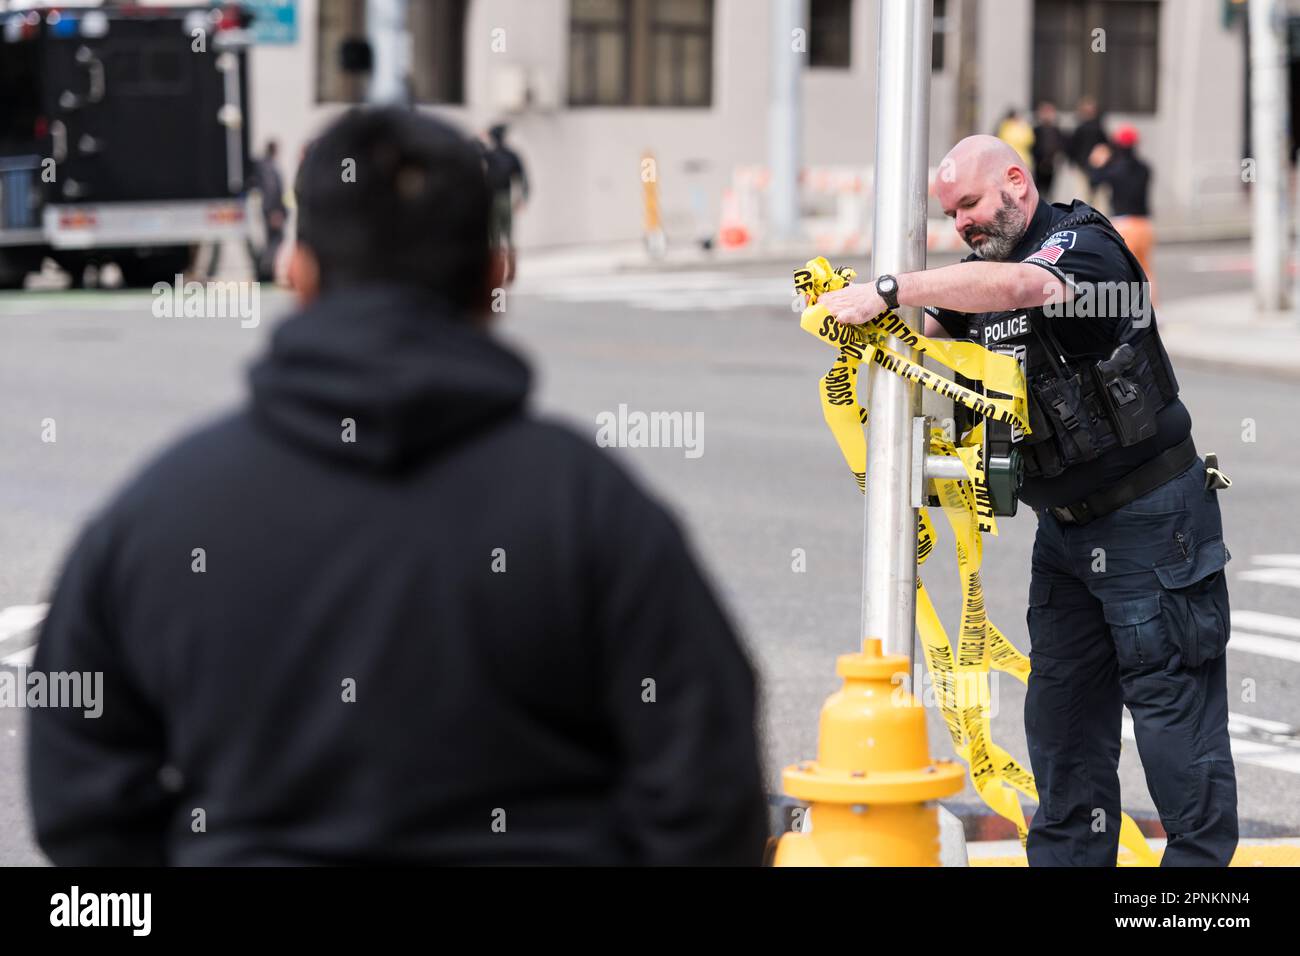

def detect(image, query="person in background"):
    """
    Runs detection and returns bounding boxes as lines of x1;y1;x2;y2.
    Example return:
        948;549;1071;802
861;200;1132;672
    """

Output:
1088;124;1157;302
1068;96;1108;203
1031;101;1065;200
252;140;287;282
482;123;529;283
996;107;1036;170
27;108;768;867
817;135;1236;867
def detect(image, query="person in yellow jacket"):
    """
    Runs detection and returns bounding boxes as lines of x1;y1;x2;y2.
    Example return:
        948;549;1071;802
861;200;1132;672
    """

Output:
996;107;1036;171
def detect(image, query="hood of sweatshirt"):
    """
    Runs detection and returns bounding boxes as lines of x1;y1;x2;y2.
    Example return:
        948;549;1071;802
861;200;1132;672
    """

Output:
248;284;531;470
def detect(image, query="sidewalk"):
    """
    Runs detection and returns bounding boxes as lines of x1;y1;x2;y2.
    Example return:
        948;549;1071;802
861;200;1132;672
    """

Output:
1155;292;1300;382
515;236;823;280
516;221;969;280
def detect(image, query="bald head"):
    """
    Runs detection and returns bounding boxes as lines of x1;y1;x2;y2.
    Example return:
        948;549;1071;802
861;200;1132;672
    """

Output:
942;135;1032;190
935;134;1039;260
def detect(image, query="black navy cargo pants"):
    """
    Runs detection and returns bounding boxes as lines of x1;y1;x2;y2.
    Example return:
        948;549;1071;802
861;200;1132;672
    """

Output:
1024;458;1238;866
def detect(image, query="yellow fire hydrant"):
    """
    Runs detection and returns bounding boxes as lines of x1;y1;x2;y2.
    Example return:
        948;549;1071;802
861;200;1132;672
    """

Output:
775;638;964;866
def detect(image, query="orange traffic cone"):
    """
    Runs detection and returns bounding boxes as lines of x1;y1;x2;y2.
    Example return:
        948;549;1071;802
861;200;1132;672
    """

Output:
717;187;750;250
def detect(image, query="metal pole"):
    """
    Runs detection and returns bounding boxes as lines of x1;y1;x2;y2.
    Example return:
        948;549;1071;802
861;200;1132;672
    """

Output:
366;0;410;106
862;0;931;660
768;0;803;243
954;0;980;141
1249;0;1289;312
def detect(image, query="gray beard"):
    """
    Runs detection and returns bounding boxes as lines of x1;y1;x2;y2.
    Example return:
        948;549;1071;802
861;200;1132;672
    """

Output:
966;195;1027;261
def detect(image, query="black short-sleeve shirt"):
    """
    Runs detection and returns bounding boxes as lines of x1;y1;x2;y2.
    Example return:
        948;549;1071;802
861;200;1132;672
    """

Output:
927;199;1191;509
931;199;1135;354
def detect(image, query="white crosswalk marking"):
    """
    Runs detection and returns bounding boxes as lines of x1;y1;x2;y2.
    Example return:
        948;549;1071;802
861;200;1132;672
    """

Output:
0;604;48;667
1238;554;1300;589
1229;712;1300;736
515;271;797;313
1123;715;1300;775
1238;568;1300;589
1229;632;1300;663
0;604;47;643
1250;554;1300;568
1225;610;1300;663
1234;610;1300;639
0;646;36;668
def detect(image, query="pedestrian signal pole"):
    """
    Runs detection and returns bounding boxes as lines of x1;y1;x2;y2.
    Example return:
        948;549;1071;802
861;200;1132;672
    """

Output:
861;0;931;663
775;0;964;868
1248;0;1290;311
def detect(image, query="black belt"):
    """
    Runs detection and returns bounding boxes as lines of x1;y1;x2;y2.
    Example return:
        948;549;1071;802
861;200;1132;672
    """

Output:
1048;436;1197;526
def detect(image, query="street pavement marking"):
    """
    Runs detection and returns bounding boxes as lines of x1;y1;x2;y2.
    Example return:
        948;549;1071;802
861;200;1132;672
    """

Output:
0;605;47;643
1238;554;1300;589
1224;610;1300;663
1123;715;1300;775
0;645;35;668
0;292;154;314
1229;711;1300;736
1229;632;1300;663
515;271;797;312
1238;568;1300;589
0;604;48;667
1234;609;1300;638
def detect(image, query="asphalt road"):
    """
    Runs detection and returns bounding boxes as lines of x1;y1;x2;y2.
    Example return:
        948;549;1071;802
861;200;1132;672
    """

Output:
1;241;1297;865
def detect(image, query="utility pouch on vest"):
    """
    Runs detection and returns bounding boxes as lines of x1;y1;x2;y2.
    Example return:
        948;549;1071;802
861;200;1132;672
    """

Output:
1018;385;1062;477
1090;343;1158;446
1030;371;1095;468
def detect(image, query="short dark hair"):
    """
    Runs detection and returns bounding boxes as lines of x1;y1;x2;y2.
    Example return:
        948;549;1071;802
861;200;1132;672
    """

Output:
294;108;491;310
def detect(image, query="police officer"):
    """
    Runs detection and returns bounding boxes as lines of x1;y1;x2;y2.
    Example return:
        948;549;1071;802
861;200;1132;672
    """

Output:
819;135;1237;867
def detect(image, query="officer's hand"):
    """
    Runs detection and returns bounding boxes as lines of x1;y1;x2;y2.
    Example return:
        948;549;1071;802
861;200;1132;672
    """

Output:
819;283;888;326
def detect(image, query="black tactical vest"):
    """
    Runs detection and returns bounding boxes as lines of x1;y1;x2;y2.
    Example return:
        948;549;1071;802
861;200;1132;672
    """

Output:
959;203;1179;480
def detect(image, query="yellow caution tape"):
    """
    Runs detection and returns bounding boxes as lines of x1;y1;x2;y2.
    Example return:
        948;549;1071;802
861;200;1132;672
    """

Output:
797;257;1159;865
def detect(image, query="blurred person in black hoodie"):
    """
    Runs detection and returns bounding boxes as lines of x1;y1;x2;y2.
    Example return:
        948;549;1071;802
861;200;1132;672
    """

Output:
27;108;767;866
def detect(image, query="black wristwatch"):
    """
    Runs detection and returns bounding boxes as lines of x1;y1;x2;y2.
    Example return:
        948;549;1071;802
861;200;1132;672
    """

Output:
876;274;900;311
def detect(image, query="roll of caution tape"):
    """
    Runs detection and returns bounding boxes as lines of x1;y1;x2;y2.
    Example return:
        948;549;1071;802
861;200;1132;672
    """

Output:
796;257;1159;865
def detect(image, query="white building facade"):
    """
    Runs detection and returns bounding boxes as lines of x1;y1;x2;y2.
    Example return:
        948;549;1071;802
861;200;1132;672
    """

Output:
243;0;1254;250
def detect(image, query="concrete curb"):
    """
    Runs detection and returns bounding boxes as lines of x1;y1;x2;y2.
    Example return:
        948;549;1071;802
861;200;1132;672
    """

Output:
939;804;969;867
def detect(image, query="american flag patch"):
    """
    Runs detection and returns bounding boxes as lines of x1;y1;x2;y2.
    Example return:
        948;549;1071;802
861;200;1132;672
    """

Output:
1025;244;1065;266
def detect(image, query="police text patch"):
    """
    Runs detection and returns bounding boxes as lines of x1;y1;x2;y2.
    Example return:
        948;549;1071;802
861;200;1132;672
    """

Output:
981;313;1029;345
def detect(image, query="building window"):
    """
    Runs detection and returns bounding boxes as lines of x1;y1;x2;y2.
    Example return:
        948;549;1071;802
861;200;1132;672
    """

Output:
568;0;631;105
316;0;467;104
409;0;468;104
1033;0;1160;114
648;0;713;105
568;0;714;107
317;0;366;103
932;0;948;72
809;0;852;69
